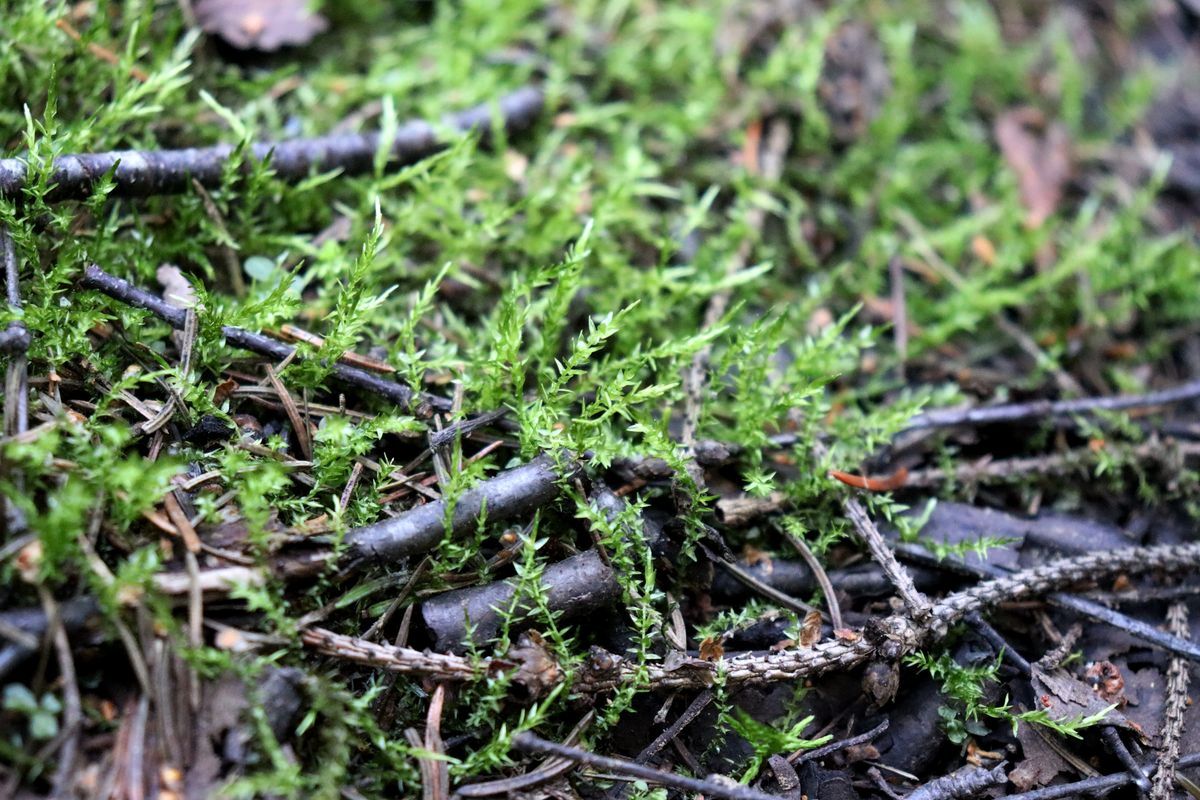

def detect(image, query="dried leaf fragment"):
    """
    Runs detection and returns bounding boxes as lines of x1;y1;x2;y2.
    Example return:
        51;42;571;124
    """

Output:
194;0;329;51
699;636;725;662
994;108;1072;228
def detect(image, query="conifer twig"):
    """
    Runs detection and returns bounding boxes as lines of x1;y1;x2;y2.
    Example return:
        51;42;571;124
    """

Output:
1151;602;1191;800
0;87;545;200
301;541;1200;694
904;378;1200;431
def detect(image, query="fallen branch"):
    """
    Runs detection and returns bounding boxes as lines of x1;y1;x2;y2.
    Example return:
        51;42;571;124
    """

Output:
1002;752;1200;800
344;454;580;566
419;548;619;652
302;541;1200;693
0;87;545;200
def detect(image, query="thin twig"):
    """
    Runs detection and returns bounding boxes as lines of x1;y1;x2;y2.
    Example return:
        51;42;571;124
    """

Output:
456;712;593;797
841;495;930;620
790;719;888;765
905;379;1200;430
0;88;545;200
779;526;844;631
38;589;82;800
511;731;781;800
902;439;1200;487
633;689;714;765
1152;602;1191;800
81;264;452;415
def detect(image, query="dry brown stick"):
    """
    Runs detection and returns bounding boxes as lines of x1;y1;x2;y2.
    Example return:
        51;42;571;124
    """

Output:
1151;602;1191;800
423;685;449;800
679;119;790;471
511;731;781;800
780;527;844;630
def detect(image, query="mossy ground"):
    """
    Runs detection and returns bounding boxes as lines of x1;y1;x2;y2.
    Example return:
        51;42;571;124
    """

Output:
2;1;1199;796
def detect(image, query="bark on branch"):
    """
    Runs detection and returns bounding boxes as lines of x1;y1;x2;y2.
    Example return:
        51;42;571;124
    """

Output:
0;88;544;200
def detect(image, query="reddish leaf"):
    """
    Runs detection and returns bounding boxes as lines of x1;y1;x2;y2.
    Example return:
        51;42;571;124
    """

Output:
195;0;329;51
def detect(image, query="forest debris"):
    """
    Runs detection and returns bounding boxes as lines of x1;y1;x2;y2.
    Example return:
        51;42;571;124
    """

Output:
994;107;1072;227
1009;724;1073;791
194;0;329;51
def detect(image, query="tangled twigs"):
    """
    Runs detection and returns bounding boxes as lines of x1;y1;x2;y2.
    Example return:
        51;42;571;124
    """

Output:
81;264;453;415
1151;602;1191;800
302;541;1200;694
0;87;545;200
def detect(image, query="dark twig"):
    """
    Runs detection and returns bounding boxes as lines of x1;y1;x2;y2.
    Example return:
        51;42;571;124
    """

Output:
904;761;1007;800
633;689;714;765
790;719;888;765
1100;726;1150;796
1152;603;1191;800
511;731;781;800
419;548;620;652
39;590;82;800
456;712;593;797
965;611;1032;675
345;454;580;566
0;88;545;200
81;264;453;415
905;378;1200;431
1001;752;1200;800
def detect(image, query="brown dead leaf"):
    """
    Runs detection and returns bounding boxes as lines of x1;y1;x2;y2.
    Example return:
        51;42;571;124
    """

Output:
503;631;561;699
833;628;861;643
699;636;725;662
1009;724;1072;791
994;108;1072;228
194;0;329;51
798;610;823;647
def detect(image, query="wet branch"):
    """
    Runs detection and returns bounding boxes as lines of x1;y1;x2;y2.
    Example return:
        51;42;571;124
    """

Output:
0;88;545;200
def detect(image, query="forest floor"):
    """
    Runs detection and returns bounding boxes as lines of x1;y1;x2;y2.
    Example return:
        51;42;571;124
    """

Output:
3;1;1200;798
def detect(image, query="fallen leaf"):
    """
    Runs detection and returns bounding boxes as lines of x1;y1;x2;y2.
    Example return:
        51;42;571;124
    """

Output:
799;610;823;647
994;108;1072;228
1009;724;1072;791
699;636;725;662
503;631;561;699
194;0;329;51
